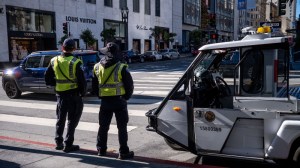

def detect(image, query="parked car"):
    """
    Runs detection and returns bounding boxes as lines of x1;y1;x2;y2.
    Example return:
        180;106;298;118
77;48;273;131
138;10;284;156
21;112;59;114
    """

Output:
121;50;145;64
2;50;100;99
160;49;180;60
191;49;200;56
219;51;239;77
142;50;163;61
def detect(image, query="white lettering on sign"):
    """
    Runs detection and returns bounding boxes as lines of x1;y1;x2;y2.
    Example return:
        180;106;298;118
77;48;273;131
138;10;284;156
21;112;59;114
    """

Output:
24;33;43;37
66;16;96;24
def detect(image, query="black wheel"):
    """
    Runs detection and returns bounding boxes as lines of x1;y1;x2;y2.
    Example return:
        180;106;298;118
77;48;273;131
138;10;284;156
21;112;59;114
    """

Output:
276;140;300;167
4;80;21;99
140;57;145;63
164;138;186;151
152;57;156;61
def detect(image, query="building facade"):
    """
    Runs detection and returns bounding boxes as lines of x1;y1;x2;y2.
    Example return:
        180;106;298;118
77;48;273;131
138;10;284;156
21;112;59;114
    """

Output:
1;0;193;63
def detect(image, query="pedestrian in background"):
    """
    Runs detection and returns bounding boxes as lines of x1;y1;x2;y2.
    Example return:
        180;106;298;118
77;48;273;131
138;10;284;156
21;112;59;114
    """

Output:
45;38;86;153
92;42;134;159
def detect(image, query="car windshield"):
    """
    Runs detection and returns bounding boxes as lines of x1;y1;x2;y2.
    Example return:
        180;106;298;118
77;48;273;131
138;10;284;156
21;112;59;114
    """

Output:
77;54;100;66
160;49;168;53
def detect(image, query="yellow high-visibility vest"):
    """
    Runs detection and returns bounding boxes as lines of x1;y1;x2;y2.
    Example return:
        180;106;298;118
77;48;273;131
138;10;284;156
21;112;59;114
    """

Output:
51;56;81;91
94;62;127;97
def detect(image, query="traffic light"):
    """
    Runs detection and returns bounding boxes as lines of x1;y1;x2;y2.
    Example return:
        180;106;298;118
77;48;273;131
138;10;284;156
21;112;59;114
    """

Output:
210;33;218;40
63;22;68;35
278;0;287;16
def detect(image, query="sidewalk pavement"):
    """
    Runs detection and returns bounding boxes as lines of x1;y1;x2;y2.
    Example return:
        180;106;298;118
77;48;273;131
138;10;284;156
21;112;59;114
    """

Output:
0;136;222;168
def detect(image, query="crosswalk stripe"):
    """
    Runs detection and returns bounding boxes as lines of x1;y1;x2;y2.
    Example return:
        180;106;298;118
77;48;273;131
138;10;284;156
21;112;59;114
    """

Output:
133;80;178;83
0;114;137;134
0;100;149;117
133;90;169;95
141;77;180;80
134;83;174;87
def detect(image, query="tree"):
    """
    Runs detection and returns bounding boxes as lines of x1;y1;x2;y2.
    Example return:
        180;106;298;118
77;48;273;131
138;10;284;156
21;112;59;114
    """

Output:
58;34;68;46
149;27;167;50
100;28;116;45
80;28;96;49
190;29;203;49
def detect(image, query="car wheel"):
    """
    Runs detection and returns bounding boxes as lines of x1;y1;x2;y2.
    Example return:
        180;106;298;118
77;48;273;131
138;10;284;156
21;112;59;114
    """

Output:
152;57;156;61
4;80;21;99
140;57;145;63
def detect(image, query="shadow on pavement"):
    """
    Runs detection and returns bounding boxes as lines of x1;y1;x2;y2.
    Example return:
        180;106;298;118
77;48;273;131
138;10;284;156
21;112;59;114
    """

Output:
0;144;177;168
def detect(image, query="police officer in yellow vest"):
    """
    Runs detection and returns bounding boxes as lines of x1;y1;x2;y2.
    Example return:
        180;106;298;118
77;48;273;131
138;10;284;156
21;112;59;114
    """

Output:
92;42;134;159
45;38;86;153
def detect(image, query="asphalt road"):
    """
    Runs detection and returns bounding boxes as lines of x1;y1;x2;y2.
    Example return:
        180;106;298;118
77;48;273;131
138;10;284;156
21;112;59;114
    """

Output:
0;57;290;167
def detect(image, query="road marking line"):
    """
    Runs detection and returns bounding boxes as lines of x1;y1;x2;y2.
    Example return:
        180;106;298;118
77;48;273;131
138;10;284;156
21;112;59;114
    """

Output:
0;114;137;134
0;100;148;117
133;80;178;83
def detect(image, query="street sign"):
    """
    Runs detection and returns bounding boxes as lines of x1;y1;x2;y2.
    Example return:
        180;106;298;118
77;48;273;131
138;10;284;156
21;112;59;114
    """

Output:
260;22;281;32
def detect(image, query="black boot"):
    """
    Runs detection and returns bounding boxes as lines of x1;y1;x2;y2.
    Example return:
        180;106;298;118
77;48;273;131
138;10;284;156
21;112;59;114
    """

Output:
55;143;64;150
63;145;80;153
118;151;134;160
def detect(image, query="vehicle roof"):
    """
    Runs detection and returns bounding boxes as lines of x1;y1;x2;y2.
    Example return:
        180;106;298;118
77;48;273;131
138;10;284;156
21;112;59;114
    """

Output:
199;34;287;51
30;50;98;56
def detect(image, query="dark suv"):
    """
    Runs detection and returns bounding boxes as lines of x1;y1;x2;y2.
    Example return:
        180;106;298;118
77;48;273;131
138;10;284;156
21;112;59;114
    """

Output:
2;50;100;99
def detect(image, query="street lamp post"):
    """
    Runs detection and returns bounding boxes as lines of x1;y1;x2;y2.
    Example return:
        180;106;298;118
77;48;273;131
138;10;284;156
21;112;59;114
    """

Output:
121;7;129;51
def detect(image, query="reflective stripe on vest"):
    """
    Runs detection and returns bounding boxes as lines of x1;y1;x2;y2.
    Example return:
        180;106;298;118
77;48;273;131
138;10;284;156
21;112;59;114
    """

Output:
51;56;80;91
94;62;126;96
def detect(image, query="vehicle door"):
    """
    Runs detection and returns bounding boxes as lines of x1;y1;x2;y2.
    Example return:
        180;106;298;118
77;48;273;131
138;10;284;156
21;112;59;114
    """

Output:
39;55;55;93
18;55;43;92
75;52;100;91
192;49;279;158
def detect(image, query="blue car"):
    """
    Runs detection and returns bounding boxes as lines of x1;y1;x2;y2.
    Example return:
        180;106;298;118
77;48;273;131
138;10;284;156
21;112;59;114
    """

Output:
2;50;100;99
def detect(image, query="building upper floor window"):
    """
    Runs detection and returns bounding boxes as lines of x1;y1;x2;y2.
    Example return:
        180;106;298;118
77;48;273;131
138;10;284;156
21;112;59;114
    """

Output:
105;0;113;7
86;0;96;4
183;0;200;26
7;6;55;33
120;0;127;9
155;0;160;17
133;0;140;13
145;0;151;15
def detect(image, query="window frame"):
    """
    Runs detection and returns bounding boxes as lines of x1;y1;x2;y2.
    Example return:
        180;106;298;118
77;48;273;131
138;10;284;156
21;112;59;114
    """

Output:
104;0;113;7
120;0;127;9
155;0;160;17
145;0;151;15
133;0;140;13
86;0;96;4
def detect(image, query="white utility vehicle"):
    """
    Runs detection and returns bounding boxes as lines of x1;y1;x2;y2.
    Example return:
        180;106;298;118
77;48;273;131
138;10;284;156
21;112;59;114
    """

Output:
146;32;300;167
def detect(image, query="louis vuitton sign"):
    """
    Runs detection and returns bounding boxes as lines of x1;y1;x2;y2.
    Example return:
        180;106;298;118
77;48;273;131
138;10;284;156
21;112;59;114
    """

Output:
66;16;96;24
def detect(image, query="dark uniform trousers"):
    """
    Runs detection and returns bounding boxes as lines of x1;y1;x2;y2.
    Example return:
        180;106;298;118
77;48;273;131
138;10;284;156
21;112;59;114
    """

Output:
55;94;83;146
97;96;129;154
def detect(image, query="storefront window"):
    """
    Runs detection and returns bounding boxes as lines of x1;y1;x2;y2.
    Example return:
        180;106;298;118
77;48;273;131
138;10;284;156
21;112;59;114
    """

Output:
104;21;125;38
7;6;54;33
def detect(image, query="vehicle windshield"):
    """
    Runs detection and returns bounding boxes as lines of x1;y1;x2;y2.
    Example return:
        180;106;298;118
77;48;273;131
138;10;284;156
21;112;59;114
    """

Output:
194;52;219;77
78;54;100;66
160;49;168;53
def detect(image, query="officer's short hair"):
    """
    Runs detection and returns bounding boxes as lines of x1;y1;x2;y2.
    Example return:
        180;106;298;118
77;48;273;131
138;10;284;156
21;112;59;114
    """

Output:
63;38;76;51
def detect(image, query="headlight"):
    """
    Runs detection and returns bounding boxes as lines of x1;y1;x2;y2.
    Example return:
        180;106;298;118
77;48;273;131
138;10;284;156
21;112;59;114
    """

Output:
4;70;13;76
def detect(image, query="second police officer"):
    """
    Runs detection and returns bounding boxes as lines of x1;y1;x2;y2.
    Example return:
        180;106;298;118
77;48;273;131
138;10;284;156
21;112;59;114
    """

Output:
92;42;134;159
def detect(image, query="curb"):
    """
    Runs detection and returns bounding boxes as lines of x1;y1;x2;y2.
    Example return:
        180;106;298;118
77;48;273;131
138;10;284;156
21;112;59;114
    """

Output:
0;135;223;168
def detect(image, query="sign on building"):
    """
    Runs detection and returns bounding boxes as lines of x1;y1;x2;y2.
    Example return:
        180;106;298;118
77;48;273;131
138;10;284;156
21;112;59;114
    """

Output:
260;22;282;32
